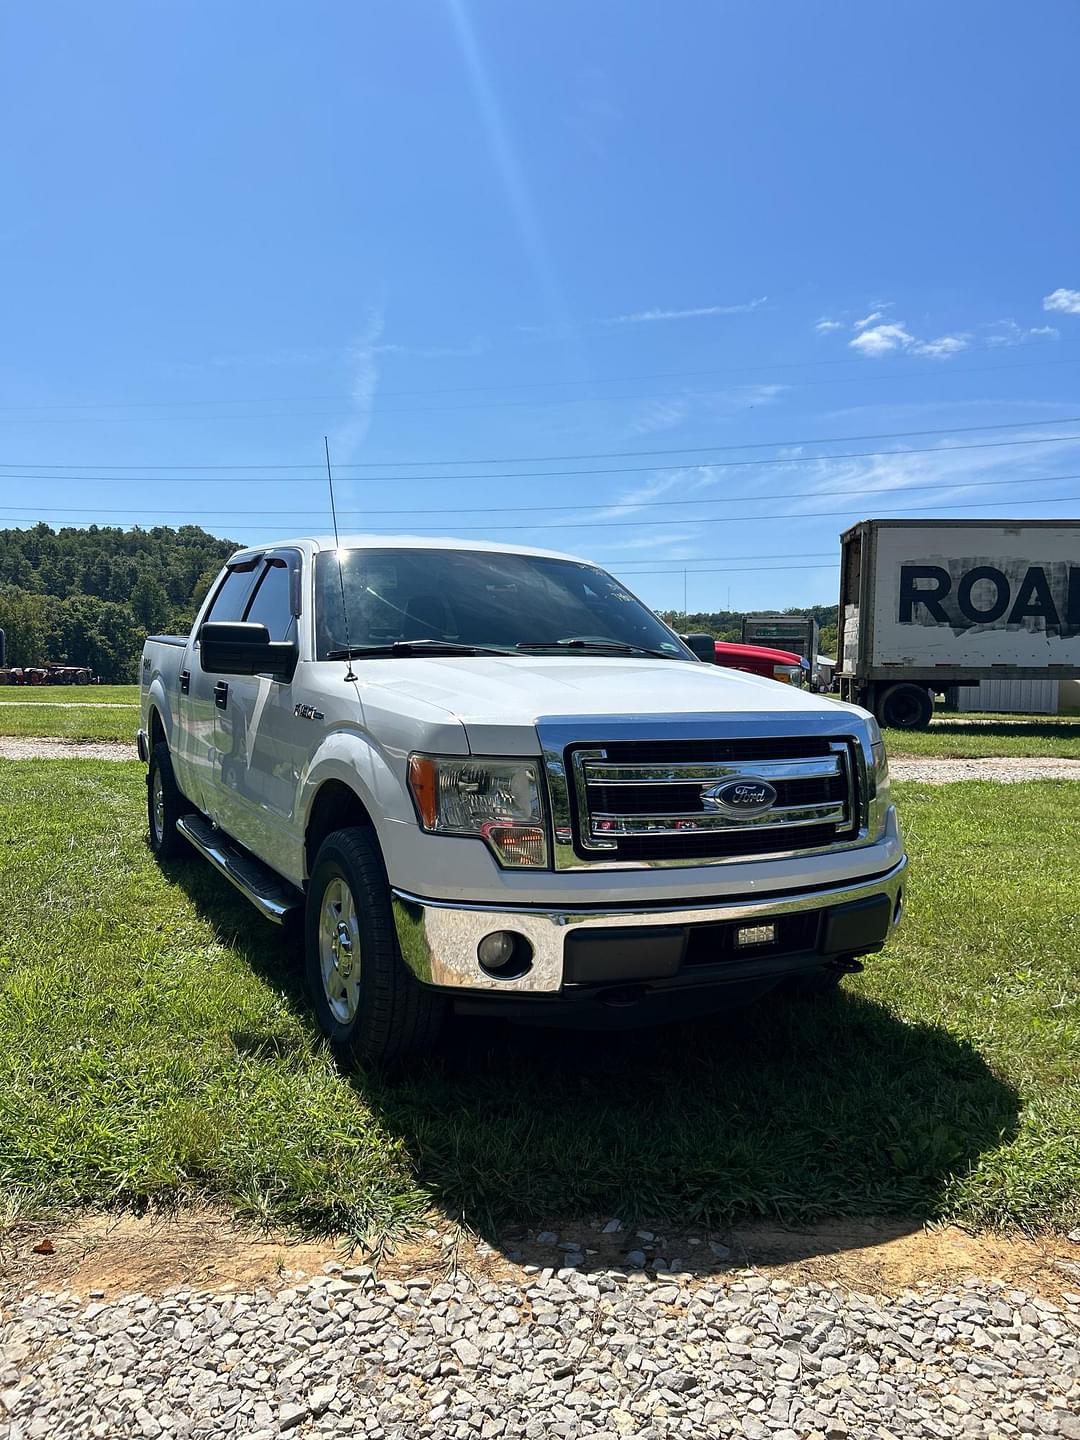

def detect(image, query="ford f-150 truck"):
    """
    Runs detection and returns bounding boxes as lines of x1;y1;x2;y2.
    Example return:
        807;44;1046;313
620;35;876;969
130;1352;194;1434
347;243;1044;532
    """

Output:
139;537;906;1063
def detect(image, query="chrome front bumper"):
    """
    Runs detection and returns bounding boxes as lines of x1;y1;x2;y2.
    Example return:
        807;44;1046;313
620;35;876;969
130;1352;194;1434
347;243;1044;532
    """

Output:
391;855;907;995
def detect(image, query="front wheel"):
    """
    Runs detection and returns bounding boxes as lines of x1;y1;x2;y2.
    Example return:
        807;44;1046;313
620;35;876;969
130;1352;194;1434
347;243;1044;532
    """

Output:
305;827;444;1065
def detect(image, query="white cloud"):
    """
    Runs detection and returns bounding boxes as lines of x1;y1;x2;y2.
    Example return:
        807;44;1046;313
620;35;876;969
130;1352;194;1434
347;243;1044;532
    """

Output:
770;425;1080;522
909;334;970;359
601;297;767;325
1043;287;1080;315
628;383;787;437
849;323;914;356
629;398;692;436
986;319;1059;347
815;318;843;333
331;307;385;462
374;336;488;359
853;309;887;331
847;321;968;360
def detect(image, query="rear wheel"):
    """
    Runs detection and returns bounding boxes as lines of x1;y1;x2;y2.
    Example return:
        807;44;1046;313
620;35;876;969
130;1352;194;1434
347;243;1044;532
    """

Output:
305;827;444;1065
147;742;193;860
875;682;933;731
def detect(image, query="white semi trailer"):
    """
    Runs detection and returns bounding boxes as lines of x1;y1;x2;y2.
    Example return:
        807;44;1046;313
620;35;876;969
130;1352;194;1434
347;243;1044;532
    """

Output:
836;518;1080;728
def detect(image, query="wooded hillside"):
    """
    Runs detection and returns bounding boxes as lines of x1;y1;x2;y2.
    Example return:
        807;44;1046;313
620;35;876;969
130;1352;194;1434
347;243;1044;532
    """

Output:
658;603;838;657
0;524;238;681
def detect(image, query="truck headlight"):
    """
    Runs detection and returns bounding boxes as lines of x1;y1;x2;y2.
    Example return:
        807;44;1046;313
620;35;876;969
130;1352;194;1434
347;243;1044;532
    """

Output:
407;755;549;868
864;717;891;839
866;716;890;795
772;663;803;686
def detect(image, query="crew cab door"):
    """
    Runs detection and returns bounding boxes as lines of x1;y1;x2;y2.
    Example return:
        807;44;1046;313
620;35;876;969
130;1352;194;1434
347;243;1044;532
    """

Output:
211;549;305;873
177;556;262;818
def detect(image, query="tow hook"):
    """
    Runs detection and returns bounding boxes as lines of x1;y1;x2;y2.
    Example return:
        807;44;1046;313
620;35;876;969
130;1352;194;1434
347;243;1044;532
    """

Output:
831;957;865;975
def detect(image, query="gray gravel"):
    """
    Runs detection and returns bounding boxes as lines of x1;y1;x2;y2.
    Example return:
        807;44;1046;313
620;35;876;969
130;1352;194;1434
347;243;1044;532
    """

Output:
0;737;134;762
3;1267;1078;1439
889;756;1080;784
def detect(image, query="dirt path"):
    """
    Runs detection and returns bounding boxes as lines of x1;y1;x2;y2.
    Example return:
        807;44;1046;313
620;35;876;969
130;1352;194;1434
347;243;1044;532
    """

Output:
0;700;135;708
3;1210;1079;1305
890;755;1080;783
0;737;133;761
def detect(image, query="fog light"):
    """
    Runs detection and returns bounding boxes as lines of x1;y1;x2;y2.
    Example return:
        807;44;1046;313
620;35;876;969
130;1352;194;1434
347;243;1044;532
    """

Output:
478;931;515;969
736;923;777;948
476;930;533;980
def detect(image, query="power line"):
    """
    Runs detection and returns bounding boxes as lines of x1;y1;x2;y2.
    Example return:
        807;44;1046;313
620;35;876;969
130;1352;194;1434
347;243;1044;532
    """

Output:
3;493;1077;536
1;431;1079;489
1;413;1079;471
2;467;1076;520
3;355;1080;423
618;562;841;577
3;346;1080;413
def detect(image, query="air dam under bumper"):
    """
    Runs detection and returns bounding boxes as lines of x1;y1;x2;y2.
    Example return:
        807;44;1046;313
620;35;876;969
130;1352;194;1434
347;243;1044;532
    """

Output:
391;856;907;997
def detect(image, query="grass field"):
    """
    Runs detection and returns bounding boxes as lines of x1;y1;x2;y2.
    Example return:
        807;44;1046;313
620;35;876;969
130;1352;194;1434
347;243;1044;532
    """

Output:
1;760;1077;1242
884;717;1080;759
0;684;138;741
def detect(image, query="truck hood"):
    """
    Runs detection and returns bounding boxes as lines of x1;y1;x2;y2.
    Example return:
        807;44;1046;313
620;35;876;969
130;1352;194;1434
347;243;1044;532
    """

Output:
353;654;856;755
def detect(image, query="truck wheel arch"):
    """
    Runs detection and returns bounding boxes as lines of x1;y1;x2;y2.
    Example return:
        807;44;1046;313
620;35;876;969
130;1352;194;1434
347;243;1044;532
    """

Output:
304;780;377;881
148;705;166;751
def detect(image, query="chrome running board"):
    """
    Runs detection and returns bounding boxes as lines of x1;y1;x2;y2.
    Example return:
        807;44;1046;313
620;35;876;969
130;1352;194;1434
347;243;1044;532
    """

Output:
176;814;302;925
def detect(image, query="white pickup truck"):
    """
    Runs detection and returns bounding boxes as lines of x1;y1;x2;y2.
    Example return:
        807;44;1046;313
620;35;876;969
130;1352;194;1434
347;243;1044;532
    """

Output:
139;536;906;1062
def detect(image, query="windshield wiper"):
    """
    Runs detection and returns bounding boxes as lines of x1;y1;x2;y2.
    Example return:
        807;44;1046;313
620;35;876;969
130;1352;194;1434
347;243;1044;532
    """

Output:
515;639;681;660
327;640;516;660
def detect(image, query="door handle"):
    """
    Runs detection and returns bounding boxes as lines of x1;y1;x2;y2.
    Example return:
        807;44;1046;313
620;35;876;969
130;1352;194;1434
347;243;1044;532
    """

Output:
179;670;190;695
214;681;229;711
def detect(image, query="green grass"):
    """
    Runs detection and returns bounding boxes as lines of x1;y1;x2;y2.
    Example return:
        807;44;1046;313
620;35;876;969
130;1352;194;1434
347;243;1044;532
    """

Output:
0;684;139;741
884;717;1080;759
1;762;1077;1241
0;683;139;703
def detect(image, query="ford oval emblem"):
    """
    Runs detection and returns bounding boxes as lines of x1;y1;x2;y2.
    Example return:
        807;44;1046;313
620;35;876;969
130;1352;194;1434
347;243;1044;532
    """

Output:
702;779;778;814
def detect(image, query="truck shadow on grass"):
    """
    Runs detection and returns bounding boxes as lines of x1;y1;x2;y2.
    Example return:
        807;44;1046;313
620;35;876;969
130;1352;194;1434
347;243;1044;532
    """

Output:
927;720;1080;740
360;1002;1020;1261
173;861;1020;1264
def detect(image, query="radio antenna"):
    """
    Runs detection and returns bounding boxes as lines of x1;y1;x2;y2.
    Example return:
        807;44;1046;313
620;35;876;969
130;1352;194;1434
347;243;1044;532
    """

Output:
324;435;357;682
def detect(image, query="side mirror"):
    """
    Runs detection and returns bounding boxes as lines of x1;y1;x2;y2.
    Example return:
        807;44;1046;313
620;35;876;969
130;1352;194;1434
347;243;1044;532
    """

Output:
681;632;717;664
200;621;298;680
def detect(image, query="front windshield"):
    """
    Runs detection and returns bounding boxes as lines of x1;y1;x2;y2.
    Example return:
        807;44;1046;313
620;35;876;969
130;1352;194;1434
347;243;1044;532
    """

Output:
314;548;693;660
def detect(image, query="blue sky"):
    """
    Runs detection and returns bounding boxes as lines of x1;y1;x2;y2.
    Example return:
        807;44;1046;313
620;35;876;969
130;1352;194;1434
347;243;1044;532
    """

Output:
2;0;1079;615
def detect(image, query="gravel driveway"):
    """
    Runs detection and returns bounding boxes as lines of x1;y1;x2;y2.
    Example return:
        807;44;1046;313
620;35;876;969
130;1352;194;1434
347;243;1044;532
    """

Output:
0;738;134;762
889;756;1080;784
3;1264;1079;1439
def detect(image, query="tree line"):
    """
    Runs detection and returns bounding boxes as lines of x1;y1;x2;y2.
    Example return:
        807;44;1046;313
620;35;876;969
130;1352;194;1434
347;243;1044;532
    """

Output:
0;524;237;682
0;523;840;683
658;603;838;658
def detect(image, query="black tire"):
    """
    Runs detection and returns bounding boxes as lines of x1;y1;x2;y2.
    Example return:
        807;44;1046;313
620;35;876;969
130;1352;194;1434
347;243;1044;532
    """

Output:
875;682;933;731
147;741;193;860
305;827;445;1065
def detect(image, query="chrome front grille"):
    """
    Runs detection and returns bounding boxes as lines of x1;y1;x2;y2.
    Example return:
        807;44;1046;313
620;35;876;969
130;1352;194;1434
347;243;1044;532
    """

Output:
540;724;866;869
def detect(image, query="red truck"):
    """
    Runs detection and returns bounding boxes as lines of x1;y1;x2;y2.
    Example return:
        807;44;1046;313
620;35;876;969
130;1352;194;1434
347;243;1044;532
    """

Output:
713;640;809;687
681;633;809;686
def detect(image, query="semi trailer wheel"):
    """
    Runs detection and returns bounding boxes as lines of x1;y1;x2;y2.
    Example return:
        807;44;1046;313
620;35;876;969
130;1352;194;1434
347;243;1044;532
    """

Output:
875;682;933;731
